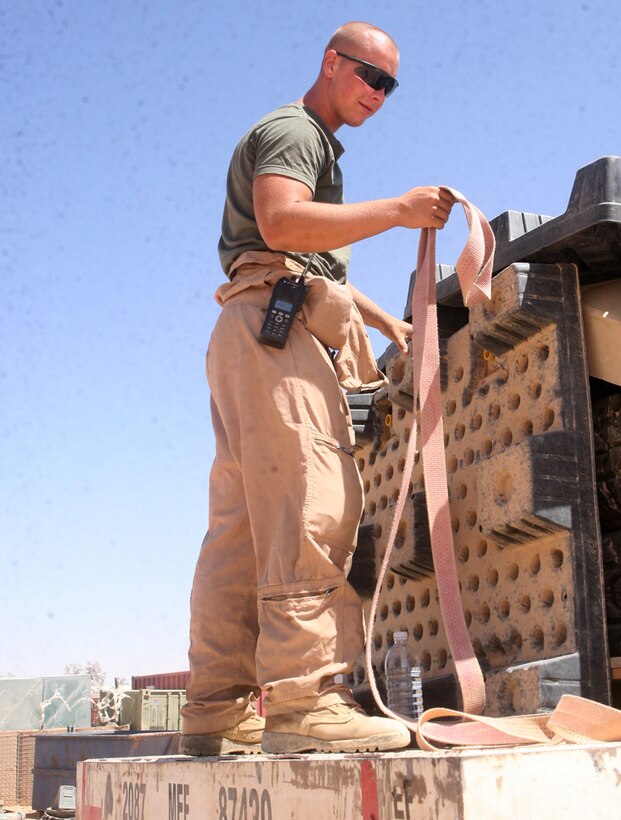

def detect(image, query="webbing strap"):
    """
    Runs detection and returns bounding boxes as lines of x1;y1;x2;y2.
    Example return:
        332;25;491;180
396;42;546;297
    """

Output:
415;695;621;750
365;189;621;750
365;188;493;724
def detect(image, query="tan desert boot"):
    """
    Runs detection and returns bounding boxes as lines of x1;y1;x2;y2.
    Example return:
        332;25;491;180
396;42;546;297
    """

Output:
180;711;265;755
261;701;410;754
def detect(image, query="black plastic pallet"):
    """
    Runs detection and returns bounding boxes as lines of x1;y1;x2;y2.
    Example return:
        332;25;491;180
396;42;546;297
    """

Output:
404;155;621;313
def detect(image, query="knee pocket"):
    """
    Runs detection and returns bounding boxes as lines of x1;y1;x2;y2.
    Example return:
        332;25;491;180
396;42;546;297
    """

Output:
303;435;364;558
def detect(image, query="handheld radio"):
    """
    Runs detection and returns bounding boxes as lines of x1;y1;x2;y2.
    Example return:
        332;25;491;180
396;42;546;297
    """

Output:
258;254;316;348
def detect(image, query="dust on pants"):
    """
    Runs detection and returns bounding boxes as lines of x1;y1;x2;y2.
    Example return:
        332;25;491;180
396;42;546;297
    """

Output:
182;283;366;733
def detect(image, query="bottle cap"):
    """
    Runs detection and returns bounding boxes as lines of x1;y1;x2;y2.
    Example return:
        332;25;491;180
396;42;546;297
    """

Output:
393;631;408;642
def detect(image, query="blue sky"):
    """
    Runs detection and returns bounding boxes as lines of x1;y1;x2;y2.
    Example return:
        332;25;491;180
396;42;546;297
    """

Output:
2;0;619;685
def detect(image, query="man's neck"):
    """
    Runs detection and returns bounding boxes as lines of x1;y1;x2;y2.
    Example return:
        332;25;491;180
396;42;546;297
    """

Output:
299;84;341;133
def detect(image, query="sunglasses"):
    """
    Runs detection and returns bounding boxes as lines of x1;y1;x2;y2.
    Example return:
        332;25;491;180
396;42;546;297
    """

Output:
335;51;399;98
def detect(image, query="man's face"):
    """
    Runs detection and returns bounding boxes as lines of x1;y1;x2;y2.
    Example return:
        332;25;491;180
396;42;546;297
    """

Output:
327;40;399;129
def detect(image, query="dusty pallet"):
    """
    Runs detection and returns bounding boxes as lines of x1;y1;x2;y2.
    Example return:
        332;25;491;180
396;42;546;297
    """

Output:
350;261;610;713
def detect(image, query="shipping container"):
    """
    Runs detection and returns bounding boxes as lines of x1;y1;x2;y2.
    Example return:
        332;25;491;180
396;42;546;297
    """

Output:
119;690;186;731
131;671;190;691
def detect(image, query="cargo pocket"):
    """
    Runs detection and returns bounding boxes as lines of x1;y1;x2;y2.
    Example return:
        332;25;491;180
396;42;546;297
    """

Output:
302;433;364;576
257;581;364;701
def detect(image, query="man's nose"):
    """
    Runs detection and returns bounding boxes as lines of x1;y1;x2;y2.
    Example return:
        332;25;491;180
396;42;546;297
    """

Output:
370;87;386;106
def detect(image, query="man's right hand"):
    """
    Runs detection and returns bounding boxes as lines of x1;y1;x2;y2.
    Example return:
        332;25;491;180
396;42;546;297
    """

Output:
397;186;455;230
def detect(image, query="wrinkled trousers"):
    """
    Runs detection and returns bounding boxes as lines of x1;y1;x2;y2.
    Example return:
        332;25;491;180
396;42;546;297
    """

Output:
182;256;384;733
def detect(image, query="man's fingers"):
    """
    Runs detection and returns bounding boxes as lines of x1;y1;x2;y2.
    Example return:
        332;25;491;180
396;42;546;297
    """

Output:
438;187;456;204
396;321;413;352
432;190;456;225
433;206;451;224
435;188;456;224
399;185;457;230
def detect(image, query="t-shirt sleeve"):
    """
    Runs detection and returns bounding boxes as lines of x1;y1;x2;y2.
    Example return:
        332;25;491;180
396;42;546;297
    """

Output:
253;115;326;195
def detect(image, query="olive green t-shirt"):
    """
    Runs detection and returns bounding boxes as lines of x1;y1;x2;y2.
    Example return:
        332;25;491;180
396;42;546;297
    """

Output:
218;103;351;282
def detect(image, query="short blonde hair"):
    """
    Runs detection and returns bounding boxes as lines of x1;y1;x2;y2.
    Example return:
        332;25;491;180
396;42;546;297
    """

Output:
325;21;399;57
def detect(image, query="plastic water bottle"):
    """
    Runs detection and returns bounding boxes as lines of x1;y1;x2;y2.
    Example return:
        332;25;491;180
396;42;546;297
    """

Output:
384;631;424;720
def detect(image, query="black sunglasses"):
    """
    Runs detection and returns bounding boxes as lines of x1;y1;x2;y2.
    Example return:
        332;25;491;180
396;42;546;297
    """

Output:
335;51;399;97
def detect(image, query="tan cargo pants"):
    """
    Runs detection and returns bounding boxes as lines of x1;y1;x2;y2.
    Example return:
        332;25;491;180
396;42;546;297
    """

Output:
182;253;386;733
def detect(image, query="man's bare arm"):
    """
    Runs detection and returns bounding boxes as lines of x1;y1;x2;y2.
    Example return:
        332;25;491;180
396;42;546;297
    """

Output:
253;175;454;253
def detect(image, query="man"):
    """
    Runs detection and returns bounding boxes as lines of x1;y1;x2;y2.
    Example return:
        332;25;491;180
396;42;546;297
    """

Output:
181;21;454;755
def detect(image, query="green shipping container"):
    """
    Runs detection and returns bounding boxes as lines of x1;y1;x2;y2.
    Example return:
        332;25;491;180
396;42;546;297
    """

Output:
119;689;186;731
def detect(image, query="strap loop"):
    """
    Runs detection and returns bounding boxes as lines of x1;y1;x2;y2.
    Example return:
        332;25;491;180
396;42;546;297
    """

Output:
365;188;494;727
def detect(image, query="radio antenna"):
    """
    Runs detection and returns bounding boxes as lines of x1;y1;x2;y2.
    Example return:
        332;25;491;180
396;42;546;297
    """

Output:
299;253;316;284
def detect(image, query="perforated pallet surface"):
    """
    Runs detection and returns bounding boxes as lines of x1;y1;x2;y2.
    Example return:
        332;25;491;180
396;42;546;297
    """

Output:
352;261;610;714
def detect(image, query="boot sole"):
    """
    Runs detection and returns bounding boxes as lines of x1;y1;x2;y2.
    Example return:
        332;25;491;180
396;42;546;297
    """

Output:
261;728;410;755
180;735;262;756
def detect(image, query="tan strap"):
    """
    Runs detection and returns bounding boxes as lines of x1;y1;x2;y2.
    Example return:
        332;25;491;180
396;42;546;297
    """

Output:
365;188;494;722
416;706;558;751
547;694;621;744
415;695;621;750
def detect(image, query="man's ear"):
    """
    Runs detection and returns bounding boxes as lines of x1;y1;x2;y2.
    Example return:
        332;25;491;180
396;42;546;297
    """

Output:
322;49;338;79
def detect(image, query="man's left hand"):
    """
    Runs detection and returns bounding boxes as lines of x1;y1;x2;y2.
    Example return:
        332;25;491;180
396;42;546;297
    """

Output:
381;316;412;354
